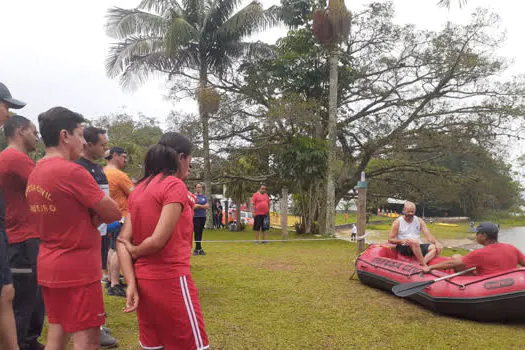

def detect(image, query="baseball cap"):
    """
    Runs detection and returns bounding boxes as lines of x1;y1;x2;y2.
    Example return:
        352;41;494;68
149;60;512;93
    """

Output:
0;82;26;109
105;146;126;160
476;222;499;235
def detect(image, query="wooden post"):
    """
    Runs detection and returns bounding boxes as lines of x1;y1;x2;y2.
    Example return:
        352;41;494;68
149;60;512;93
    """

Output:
356;172;368;253
281;186;288;240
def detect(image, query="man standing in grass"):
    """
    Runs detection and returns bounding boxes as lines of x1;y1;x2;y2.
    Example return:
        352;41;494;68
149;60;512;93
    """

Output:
75;127;119;348
0;82;26;350
104;147;133;297
252;185;270;244
26;106;121;349
0;115;45;350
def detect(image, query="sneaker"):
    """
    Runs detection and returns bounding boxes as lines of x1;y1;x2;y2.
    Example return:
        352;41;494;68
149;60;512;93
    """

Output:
193;249;200;256
107;285;126;297
262;240;269;244
198;249;206;256
101;326;112;334
100;328;119;348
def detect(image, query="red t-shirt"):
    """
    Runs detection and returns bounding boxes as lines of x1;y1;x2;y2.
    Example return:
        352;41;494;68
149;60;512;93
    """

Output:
0;148;38;243
26;157;105;287
252;192;270;216
130;174;195;279
462;243;525;275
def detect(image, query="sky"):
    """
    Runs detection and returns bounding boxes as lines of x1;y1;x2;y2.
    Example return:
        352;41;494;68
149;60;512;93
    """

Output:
1;0;523;169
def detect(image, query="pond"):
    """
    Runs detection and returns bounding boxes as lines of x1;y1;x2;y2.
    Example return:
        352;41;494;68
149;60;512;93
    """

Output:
499;227;525;252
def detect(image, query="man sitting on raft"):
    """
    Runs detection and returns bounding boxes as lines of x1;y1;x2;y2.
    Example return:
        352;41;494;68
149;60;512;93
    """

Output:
388;201;442;267
423;222;525;275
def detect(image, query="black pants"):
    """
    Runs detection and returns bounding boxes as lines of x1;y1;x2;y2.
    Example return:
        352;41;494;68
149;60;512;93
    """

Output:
9;238;45;348
193;217;206;250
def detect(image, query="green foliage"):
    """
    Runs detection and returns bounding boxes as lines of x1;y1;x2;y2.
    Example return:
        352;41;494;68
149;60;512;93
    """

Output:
92;113;163;179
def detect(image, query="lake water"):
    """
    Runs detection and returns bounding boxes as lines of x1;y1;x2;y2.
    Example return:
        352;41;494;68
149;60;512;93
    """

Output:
499;227;525;251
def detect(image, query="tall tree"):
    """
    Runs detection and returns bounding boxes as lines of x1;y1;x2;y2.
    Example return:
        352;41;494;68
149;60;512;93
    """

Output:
105;0;278;227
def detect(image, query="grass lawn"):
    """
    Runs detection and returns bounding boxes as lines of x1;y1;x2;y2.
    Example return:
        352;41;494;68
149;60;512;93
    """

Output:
81;229;525;349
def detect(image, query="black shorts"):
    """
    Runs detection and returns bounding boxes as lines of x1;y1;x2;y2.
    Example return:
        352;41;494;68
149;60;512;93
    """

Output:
396;243;430;257
253;215;268;231
101;235;110;270
0;229;12;294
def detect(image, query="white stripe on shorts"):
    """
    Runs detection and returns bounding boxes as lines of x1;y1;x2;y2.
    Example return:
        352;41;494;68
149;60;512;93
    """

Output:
139;341;163;350
180;275;204;350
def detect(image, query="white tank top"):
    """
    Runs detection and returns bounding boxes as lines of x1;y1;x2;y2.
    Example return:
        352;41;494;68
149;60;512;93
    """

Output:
397;216;422;243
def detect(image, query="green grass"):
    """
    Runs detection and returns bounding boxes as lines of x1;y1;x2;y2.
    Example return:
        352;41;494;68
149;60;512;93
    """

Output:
69;229;525;349
335;213;386;226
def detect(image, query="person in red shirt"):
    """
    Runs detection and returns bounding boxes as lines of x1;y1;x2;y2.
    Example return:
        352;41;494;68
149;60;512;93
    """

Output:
0;115;44;350
26;107;121;349
118;132;209;350
423;222;525;275
251;185;270;244
0;82;26;350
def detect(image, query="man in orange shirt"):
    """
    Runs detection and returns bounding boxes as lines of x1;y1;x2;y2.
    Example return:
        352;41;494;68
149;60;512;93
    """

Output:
104;147;133;297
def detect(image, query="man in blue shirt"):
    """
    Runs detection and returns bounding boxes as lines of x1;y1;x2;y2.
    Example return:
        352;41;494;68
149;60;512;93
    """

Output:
193;184;209;256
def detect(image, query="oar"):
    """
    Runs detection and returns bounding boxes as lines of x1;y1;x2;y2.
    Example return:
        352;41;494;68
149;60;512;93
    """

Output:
392;267;476;297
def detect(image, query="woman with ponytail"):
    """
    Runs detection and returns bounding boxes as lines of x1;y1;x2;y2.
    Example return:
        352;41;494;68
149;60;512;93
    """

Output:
117;132;209;350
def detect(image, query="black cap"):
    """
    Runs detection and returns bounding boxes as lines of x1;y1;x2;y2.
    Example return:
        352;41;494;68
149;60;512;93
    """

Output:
0;83;26;109
476;222;499;235
105;146;126;160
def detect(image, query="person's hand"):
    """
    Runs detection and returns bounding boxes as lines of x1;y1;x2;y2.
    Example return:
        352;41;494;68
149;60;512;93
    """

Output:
118;236;138;259
91;214;103;228
401;239;409;246
123;283;139;313
422;265;431;273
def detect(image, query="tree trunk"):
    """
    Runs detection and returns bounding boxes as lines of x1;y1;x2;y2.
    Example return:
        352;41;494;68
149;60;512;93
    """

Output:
236;202;242;232
199;67;213;229
325;52;338;236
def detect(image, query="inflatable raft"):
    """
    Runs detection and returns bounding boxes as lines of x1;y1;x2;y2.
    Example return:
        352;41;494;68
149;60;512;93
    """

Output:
356;244;525;322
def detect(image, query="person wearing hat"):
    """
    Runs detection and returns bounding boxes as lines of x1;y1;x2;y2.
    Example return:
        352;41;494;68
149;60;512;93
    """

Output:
0;82;26;350
104;147;133;297
423;222;525;275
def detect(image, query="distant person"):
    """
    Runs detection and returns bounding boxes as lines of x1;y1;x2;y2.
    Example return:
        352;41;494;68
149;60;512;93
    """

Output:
26;107;121;349
252;185;270;244
216;201;224;228
104;147;134;297
0;82;26;350
388;201;442;267
344;213;349;223
117;132;209;349
74;127;118;348
351;224;357;241
193;183;209;256
423;222;525;275
0;116;45;350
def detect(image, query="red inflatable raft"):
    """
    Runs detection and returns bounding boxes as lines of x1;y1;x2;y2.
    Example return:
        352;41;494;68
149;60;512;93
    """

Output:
356;244;525;322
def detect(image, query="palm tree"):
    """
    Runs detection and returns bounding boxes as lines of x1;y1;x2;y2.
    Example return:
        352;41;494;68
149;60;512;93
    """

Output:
105;0;278;227
437;0;468;7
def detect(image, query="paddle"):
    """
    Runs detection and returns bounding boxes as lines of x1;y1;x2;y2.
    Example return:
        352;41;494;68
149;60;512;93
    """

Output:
392;267;476;297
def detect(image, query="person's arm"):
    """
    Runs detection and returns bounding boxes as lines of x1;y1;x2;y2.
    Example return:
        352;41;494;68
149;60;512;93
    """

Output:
423;255;467;273
119;172;134;197
251;195;256;215
388;220;406;245
420;219;442;253
121;203;182;259
116;214;139;312
91;196;121;224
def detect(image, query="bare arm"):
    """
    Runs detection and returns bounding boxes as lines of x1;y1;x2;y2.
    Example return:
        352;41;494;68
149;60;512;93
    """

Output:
420;219;436;244
123;203;182;259
426;255;466;272
388;220;405;245
91;196;121;223
116;214;139;312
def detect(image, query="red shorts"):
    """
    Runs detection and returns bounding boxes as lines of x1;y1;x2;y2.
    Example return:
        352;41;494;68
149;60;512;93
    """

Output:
42;282;105;333
137;275;209;350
